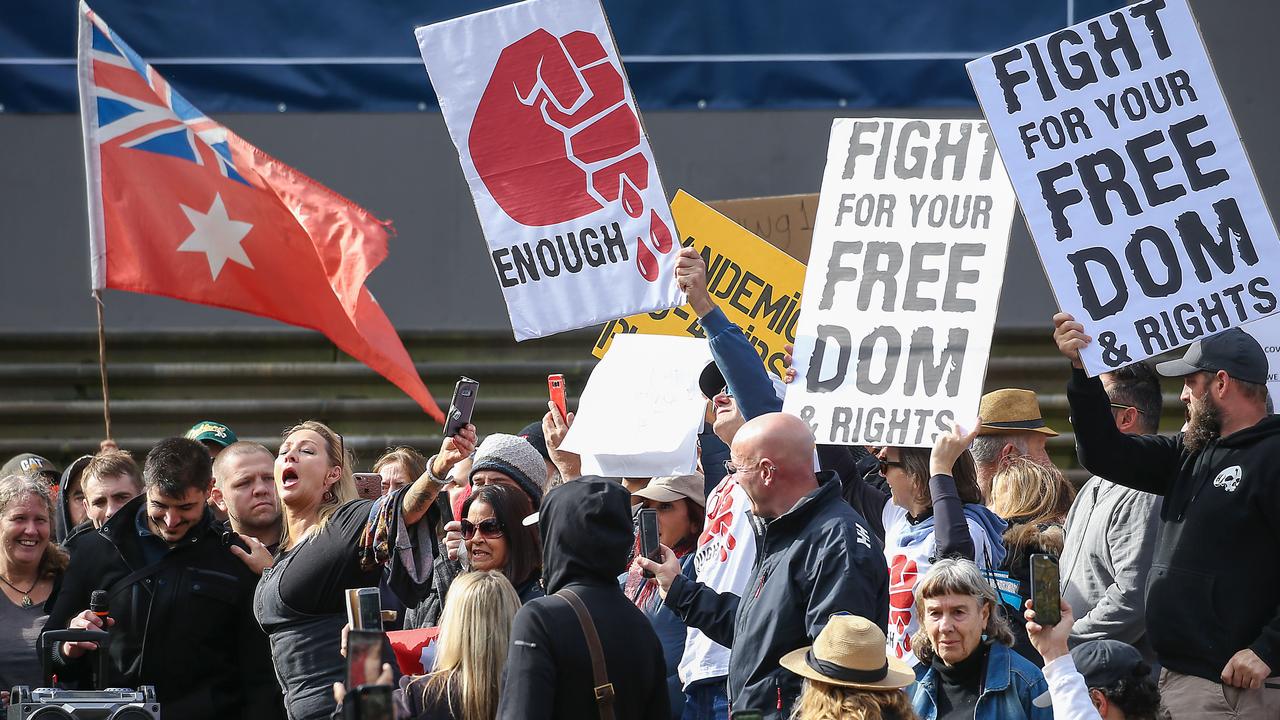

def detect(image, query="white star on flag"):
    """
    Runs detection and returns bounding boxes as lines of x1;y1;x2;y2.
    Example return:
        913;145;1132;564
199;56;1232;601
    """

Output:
177;193;254;280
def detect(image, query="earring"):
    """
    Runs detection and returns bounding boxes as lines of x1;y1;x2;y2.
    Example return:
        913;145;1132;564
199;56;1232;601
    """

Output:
323;489;337;503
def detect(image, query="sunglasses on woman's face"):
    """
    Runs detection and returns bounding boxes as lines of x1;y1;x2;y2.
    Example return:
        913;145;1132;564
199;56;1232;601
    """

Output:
460;518;505;540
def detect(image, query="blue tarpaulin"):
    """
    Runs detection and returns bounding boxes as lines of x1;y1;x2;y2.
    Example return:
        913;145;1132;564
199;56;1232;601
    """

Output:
0;0;1123;113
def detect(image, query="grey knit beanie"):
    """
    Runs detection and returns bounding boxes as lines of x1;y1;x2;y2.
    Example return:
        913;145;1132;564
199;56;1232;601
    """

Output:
470;433;547;507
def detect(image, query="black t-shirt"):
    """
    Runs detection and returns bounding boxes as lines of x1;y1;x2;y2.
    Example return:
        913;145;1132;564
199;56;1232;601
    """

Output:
277;499;381;615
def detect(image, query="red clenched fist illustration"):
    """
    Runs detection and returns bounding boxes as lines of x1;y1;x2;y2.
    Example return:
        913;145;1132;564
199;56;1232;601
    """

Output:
468;28;673;281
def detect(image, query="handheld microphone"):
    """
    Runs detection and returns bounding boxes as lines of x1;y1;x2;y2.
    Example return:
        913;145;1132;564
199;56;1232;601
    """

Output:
90;590;109;622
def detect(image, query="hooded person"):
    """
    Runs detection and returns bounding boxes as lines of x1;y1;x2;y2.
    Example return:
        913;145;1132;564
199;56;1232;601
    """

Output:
54;455;94;544
498;478;669;720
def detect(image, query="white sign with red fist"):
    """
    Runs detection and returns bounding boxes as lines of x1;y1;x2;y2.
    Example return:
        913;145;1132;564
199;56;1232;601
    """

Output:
416;0;683;340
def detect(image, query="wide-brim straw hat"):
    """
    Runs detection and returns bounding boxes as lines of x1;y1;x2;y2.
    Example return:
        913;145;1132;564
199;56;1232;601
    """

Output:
779;615;915;691
977;388;1058;437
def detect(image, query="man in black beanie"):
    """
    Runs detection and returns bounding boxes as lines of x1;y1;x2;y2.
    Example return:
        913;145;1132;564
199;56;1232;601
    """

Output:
498;478;669;720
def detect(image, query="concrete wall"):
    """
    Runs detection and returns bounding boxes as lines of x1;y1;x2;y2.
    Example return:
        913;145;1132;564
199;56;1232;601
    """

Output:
2;0;1275;333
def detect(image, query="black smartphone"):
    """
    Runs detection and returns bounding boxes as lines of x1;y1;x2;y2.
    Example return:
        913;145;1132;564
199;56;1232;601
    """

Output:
345;684;393;720
346;587;382;631
444;376;479;437
638;508;660;579
221;530;249;554
1029;553;1061;626
346;629;384;689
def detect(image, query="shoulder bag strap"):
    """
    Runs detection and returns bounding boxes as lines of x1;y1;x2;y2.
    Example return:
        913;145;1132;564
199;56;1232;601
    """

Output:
556;588;615;720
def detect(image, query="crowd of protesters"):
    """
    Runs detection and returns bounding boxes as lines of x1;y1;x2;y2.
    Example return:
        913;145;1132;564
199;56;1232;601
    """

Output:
1;250;1278;720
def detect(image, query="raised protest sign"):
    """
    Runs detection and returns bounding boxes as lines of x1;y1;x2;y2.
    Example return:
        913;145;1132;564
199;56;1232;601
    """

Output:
562;334;709;477
592;190;806;376
783;119;1016;446
1242;315;1280;412
968;0;1280;374
708;194;820;263
416;0;682;341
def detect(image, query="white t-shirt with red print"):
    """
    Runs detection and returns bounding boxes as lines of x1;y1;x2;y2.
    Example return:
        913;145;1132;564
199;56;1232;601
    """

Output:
882;502;998;667
677;475;758;687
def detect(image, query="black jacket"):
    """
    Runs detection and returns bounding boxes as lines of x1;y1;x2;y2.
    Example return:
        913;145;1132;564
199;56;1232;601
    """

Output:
1069;368;1280;681
498;479;669;720
45;494;283;720
665;471;889;719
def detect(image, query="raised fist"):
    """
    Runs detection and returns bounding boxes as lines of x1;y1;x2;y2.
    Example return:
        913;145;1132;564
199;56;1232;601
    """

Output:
468;28;673;281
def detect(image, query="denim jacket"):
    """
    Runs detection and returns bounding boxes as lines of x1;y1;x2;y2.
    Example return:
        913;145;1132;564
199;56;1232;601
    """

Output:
910;642;1051;720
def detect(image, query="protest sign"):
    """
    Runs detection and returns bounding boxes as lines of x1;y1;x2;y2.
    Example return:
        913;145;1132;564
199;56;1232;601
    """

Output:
708;194;820;263
416;0;682;341
562;334;709;476
782;119;1017;447
592;191;806;376
968;0;1280;374
1241;315;1280;411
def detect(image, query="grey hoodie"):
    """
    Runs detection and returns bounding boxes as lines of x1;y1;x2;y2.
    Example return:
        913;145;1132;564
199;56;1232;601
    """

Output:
1059;475;1161;663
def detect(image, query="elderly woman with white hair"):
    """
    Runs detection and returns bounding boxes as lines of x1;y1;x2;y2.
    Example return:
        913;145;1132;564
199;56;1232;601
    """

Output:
909;558;1050;720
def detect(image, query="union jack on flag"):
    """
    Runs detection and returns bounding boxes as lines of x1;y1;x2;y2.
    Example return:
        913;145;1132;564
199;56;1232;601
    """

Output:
81;7;249;205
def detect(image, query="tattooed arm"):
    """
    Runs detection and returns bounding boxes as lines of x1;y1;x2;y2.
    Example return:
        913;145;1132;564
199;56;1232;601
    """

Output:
402;425;476;526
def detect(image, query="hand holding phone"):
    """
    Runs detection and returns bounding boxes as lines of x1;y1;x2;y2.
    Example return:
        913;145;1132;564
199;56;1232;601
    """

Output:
548;374;567;421
444;377;479;437
638;508;660;579
1029;554;1061;626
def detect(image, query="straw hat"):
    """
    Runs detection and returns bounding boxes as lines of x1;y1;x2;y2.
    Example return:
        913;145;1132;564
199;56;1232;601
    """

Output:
779;615;915;690
977;388;1058;437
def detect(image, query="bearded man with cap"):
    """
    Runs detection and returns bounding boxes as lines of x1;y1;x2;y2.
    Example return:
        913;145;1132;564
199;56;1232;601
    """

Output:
968;389;1059;503
1055;313;1280;719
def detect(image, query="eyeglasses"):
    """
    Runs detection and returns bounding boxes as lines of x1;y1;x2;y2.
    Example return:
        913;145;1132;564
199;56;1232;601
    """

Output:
460;518;505;540
718;386;734;400
1109;403;1144;414
878;459;904;474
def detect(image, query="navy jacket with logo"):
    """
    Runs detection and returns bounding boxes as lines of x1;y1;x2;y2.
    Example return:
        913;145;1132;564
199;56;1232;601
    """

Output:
664;472;889;719
1068;368;1280;682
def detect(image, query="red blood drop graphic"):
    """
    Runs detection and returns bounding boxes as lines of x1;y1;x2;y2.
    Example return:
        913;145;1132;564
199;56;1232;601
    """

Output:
621;182;643;219
650;209;673;253
635;235;659;282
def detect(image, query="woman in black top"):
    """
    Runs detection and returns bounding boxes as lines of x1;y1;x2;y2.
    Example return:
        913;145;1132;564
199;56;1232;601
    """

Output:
249;420;476;720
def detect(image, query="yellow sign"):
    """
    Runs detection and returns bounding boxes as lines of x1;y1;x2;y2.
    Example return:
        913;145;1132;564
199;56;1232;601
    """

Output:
592;190;807;378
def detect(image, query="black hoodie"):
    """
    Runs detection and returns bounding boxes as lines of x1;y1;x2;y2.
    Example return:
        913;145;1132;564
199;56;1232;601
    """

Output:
498;478;669;720
1069;368;1280;682
54;455;93;543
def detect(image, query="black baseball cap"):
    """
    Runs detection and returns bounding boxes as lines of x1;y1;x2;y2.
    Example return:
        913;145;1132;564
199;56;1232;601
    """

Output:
1033;639;1146;707
699;361;726;400
1154;328;1268;385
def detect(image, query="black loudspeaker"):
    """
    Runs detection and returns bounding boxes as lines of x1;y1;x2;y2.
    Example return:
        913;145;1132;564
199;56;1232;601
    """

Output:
5;686;159;719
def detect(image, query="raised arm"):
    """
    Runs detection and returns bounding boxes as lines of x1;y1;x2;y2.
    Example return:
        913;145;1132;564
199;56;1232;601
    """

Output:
929;423;981;560
676;247;782;420
1054;313;1182;495
403;424;476;526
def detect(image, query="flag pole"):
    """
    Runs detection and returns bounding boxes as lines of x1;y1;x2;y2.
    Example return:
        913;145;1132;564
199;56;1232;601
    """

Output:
93;290;113;441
